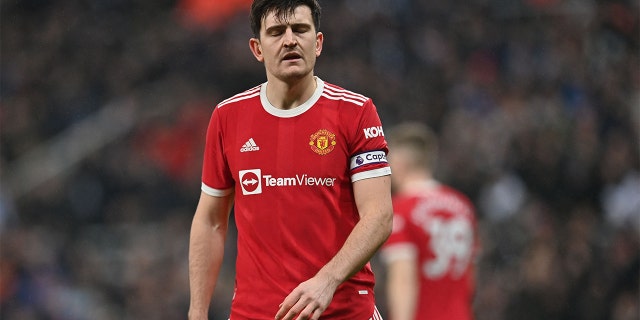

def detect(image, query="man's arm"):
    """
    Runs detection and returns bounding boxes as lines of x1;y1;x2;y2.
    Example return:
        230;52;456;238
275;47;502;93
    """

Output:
275;175;393;320
387;258;419;320
188;191;234;320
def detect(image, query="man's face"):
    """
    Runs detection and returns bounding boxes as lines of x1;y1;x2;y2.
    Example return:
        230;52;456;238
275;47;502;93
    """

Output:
249;6;323;82
388;147;409;191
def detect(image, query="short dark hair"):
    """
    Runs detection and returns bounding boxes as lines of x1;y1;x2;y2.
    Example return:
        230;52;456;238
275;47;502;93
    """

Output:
250;0;321;37
387;122;439;171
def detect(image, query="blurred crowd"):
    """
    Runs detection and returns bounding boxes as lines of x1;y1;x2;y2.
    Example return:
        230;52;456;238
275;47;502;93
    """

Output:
1;0;638;319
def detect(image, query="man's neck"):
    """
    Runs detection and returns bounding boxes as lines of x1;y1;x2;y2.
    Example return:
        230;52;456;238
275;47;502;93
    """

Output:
399;172;437;195
265;74;317;110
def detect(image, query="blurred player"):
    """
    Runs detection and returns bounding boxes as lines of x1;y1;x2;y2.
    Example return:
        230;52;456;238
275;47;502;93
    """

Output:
381;122;478;320
188;1;392;319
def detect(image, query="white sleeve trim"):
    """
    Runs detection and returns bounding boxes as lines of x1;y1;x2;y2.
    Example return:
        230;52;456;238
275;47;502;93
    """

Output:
381;243;418;264
351;167;391;182
201;183;233;197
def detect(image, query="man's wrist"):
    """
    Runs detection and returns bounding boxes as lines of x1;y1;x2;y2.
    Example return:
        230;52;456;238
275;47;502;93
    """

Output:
316;268;344;290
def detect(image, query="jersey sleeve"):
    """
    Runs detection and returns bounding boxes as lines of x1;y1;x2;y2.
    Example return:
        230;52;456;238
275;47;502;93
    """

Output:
381;204;418;264
348;99;391;182
201;106;234;197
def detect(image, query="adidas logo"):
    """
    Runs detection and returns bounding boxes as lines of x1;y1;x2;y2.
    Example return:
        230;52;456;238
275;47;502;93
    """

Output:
240;138;260;152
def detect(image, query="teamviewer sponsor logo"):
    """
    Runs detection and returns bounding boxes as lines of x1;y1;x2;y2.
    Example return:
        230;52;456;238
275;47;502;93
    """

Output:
240;138;260;152
239;169;337;195
239;169;262;195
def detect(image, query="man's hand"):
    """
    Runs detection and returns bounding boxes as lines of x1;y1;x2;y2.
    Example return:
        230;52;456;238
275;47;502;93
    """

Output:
275;274;339;320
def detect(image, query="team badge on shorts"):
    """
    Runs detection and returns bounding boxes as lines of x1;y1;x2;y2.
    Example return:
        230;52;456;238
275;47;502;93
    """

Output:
309;129;337;155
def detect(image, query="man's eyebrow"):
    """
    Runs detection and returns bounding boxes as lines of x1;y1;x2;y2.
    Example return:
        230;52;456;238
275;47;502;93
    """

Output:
265;22;312;33
265;24;286;32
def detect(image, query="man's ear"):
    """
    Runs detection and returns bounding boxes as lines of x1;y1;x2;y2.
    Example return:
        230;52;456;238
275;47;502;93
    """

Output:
249;38;264;62
315;32;324;57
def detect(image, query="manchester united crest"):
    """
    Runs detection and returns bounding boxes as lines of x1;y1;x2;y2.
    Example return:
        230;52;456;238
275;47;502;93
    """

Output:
309;129;337;155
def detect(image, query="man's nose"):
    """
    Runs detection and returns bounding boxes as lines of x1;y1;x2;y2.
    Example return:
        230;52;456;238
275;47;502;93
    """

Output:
283;28;297;47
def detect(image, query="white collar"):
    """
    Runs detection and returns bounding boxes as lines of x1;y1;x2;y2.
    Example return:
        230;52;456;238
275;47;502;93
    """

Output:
260;77;324;118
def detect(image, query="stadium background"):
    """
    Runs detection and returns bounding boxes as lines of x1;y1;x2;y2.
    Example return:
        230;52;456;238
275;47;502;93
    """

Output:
1;0;638;319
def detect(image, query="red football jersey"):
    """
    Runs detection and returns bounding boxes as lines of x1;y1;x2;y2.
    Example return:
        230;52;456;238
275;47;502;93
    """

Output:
381;181;478;320
201;78;391;319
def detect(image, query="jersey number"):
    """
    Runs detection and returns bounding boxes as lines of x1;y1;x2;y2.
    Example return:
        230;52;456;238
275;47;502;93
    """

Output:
422;217;473;280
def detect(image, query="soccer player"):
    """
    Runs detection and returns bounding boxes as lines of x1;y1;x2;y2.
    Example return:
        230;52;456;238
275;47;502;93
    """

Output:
188;1;393;319
381;123;478;320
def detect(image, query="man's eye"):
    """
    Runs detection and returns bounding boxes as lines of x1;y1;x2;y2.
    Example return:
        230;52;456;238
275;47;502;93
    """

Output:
267;28;284;36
